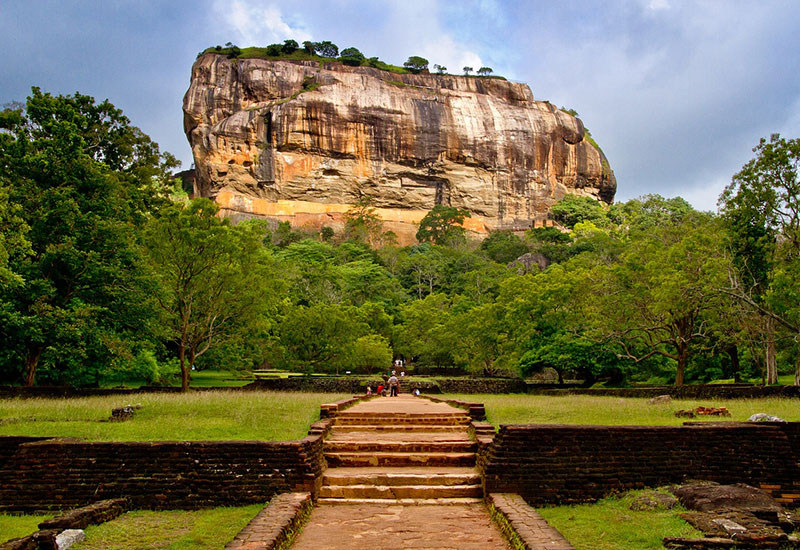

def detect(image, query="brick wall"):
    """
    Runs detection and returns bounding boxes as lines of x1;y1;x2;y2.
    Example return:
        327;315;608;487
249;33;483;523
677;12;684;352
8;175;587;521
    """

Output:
481;422;800;507
0;436;324;512
531;385;800;399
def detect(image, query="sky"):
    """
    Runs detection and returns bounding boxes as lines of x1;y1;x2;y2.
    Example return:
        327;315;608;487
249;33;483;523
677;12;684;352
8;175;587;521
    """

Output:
2;0;799;211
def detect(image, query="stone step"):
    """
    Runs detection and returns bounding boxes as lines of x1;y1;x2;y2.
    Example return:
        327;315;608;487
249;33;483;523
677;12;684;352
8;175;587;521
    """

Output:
324;451;476;468
316;497;484;506
324;440;477;453
323;467;480;487
327;432;470;443
319;484;482;499
330;424;467;433
333;415;471;426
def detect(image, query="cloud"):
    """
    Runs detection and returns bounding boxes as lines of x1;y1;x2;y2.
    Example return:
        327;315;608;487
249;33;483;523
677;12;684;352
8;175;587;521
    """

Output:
213;1;312;45
646;0;670;12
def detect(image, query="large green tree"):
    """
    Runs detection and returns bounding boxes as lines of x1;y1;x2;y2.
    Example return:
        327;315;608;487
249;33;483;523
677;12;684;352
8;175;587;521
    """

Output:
0;89;177;386
141;199;280;390
719;134;800;384
416;205;471;245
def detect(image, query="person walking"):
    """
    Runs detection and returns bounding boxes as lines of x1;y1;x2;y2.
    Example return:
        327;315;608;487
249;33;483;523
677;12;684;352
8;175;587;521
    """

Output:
388;371;399;397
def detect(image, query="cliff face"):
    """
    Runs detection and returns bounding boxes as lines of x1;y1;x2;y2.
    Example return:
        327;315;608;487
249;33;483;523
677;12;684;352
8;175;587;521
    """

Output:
183;54;616;243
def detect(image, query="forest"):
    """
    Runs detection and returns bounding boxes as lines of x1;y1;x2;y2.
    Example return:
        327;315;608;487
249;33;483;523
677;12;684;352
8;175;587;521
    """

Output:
1;89;798;390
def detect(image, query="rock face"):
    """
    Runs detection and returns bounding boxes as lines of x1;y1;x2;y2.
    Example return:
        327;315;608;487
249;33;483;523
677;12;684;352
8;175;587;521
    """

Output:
183;53;616;244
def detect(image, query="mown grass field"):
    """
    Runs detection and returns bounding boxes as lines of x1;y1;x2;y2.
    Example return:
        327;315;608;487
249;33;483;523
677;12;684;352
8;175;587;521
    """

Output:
445;394;800;426
0;391;348;441
538;489;702;550
72;506;263;550
0;514;53;544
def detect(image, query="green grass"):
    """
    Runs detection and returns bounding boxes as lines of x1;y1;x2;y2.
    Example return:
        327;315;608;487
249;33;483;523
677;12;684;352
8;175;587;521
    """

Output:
0;513;53;543
445;394;800;426
73;506;262;550
184;370;254;387
538;490;702;550
0;391;348;441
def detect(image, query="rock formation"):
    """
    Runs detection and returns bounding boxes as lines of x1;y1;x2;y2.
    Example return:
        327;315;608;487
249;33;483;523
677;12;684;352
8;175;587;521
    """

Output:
183;53;616;244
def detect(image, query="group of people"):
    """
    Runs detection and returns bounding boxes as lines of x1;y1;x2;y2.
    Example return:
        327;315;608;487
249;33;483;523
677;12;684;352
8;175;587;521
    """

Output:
367;370;421;397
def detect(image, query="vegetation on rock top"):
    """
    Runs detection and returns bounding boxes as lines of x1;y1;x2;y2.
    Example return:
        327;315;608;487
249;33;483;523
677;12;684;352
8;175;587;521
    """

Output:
199;40;505;79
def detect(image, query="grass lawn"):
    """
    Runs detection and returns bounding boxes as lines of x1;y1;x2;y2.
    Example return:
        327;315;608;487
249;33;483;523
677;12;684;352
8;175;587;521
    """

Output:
0;514;53;543
0;391;349;441
538;489;702;550
445;394;800;426
73;505;262;550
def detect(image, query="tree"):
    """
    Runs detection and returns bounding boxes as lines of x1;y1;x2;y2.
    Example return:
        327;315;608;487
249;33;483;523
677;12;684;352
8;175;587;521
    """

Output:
282;39;298;54
719;134;800;384
433;64;447;74
549;195;608;229
141;199;280;391
302;41;316;55
0;88;177;386
416;205;471;245
266;43;282;56
480;230;529;264
596;214;729;386
403;56;429;73
463;66;473;76
340;47;365;66
316;41;339;58
344;196;384;246
477;67;493;76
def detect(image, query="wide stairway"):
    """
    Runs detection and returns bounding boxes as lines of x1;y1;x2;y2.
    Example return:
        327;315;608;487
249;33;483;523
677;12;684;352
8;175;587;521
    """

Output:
319;394;483;504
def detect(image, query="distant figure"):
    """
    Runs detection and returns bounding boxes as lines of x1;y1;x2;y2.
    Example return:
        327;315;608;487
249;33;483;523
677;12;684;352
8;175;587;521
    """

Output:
413;388;420;396
388;373;399;397
366;386;372;396
376;383;384;396
400;371;405;377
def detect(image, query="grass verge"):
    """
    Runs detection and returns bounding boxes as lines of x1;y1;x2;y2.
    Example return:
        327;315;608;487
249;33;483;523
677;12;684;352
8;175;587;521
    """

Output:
537;490;702;550
73;506;262;550
0;513;53;543
444;394;800;426
0;391;349;441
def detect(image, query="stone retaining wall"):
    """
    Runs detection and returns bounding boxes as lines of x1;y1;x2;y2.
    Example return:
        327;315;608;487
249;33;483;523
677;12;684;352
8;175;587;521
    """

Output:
532;385;800;399
0;436;324;512
481;422;800;507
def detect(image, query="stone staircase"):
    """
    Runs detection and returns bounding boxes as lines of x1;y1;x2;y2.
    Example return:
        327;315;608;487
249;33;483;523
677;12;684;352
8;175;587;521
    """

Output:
318;398;483;504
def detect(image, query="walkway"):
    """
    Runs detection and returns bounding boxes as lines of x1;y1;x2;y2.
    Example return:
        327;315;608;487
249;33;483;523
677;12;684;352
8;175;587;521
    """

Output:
291;394;511;549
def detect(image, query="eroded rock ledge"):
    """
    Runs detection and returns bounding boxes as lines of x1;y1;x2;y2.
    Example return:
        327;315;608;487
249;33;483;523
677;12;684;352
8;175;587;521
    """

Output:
183;54;616;243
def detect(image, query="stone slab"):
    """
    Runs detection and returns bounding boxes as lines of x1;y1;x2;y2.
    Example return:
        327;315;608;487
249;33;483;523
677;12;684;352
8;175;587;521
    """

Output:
290;503;510;549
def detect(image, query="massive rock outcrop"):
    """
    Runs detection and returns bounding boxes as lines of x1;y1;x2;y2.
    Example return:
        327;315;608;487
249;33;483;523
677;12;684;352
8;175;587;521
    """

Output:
183;53;616;244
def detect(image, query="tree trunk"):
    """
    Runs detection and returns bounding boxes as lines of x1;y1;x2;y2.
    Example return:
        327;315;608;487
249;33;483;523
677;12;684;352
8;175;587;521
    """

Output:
766;317;778;384
675;340;687;387
795;342;800;386
726;345;741;383
179;343;189;392
24;347;43;387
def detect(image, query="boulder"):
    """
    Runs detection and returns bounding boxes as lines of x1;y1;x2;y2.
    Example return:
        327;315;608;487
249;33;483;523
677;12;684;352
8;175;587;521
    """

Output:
747;413;787;423
629;491;678;511
648;394;672;405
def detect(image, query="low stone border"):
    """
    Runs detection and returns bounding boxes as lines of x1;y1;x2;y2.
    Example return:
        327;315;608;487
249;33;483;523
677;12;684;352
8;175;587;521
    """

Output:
422;395;486;420
1;499;127;550
488;493;574;550
39;498;127;529
319;394;375;418
224;492;312;550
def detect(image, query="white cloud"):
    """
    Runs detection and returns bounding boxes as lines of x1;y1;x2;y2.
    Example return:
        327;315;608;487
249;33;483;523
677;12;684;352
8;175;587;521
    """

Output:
647;0;670;11
213;1;312;46
418;35;483;75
